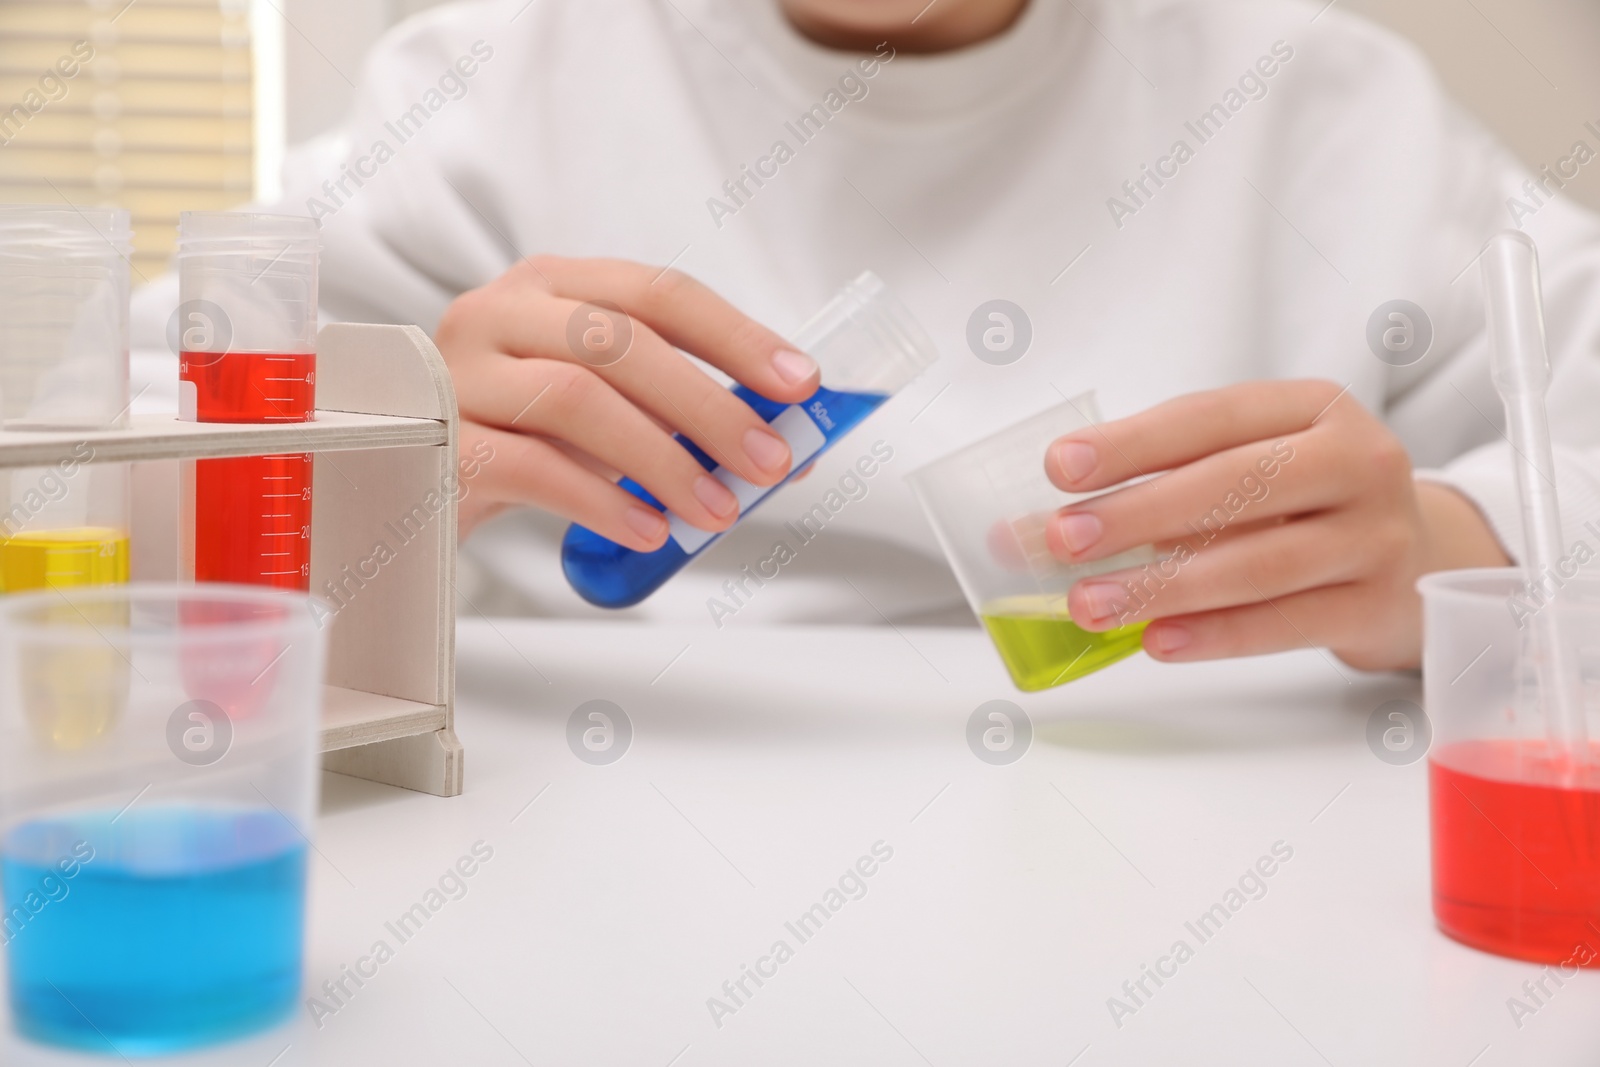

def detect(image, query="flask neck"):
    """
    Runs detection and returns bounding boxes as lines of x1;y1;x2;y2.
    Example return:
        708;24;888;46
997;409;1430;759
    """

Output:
794;272;938;396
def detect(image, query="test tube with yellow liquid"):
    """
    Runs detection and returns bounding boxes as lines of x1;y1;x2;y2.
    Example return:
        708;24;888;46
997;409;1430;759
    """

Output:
0;465;130;595
0;462;133;750
0;206;134;746
911;393;1155;692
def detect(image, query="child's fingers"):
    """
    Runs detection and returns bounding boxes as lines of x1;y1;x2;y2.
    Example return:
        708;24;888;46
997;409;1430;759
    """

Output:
1068;511;1386;630
464;421;673;552
446;276;794;490
1138;581;1384;663
1044;379;1352;492
468;359;739;534
1046;434;1337;564
523;256;821;404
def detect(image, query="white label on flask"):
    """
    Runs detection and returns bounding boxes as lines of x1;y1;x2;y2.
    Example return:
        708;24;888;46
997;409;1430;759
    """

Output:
178;379;197;422
667;404;827;555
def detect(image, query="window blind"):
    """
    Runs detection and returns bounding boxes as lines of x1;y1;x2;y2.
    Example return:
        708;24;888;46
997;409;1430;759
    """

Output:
0;0;256;280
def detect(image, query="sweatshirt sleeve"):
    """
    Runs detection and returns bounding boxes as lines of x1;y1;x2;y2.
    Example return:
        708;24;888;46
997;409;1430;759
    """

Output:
1291;8;1600;565
1402;141;1600;564
1219;0;1600;565
289;6;517;330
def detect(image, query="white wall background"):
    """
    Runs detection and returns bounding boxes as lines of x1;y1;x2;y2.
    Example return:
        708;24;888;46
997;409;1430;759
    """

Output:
1343;0;1600;209
279;0;1600;210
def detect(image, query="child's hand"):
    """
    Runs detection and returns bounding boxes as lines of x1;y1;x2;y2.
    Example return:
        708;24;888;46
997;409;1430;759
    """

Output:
435;258;819;544
1045;380;1510;670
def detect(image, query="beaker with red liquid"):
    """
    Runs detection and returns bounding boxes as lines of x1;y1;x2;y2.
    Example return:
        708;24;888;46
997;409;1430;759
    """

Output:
1420;570;1600;965
175;213;319;594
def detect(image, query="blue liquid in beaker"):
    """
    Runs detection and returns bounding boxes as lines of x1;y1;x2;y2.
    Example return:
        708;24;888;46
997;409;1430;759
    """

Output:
2;806;307;1056
562;384;889;608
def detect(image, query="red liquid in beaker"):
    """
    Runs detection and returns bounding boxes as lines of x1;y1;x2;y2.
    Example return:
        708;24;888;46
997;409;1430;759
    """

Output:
180;352;315;592
1431;739;1600;964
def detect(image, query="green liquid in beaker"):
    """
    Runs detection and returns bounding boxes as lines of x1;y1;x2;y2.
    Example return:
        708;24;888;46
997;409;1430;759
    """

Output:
981;596;1147;692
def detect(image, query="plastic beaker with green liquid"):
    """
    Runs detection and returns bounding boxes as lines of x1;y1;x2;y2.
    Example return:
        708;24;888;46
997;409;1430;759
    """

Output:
910;393;1154;692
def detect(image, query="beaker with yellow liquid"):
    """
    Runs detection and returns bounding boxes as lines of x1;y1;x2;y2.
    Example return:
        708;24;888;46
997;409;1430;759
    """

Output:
910;393;1156;692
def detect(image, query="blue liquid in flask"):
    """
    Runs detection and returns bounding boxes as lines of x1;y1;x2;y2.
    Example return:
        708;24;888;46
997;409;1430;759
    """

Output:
3;806;307;1056
563;383;888;607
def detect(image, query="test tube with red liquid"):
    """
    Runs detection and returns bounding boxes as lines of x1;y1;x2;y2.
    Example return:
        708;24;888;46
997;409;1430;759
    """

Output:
176;213;320;593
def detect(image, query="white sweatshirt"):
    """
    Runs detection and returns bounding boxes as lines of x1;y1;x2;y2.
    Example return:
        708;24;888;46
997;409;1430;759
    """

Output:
131;0;1600;626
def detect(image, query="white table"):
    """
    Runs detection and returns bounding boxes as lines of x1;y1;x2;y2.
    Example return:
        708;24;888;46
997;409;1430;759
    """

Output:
5;619;1599;1065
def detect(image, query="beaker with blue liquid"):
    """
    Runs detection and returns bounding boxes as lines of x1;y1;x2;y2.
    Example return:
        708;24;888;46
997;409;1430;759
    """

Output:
562;271;938;607
0;584;326;1056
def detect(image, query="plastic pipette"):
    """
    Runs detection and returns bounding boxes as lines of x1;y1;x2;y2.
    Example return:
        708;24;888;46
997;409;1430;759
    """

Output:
1479;230;1590;767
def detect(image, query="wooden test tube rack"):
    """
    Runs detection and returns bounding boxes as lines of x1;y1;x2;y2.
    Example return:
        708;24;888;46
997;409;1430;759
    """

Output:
0;323;463;796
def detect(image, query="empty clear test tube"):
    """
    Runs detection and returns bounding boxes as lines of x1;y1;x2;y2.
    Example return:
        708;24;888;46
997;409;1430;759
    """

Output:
0;206;132;594
176;213;320;591
561;271;939;607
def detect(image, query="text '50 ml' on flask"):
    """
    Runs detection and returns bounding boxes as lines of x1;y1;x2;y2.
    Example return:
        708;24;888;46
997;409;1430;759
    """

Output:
0;206;132;597
175;212;320;591
562;271;938;608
